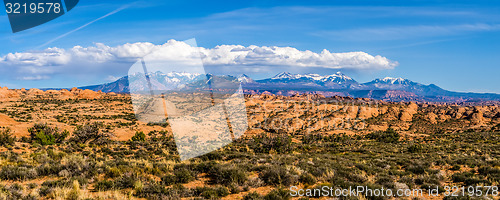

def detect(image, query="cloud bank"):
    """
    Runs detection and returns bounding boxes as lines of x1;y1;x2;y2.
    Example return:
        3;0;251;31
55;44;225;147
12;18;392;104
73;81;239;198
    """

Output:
0;40;398;82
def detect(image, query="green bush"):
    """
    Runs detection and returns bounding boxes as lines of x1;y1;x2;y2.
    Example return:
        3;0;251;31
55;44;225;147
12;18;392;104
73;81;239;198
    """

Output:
366;128;400;143
105;167;121;178
174;168;195;184
250;134;293;154
134;182;170;199
0;165;37;180
299;173;316;185
451;172;474;183
131;131;146;142
161;174;177;186
264;188;291;200
71;123;113;144
114;173;140;189
28;123;68;145
94;180;114;191
193;186;230;199
207;164;247;186
408;144;424;153
244;192;264;200
0;128;15;147
259;166;297;186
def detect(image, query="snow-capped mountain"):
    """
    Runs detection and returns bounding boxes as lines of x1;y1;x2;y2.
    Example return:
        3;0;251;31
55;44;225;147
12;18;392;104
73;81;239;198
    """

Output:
272;72;296;79
76;71;500;102
270;72;353;83
362;77;450;96
127;71;205;92
321;72;359;88
237;74;255;83
363;77;416;90
366;77;413;86
259;71;359;89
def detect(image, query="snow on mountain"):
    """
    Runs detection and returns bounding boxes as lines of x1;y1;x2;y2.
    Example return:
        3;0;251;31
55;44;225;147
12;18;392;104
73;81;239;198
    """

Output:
272;72;296;79
321;72;356;84
364;77;416;89
237;74;255;83
372;77;411;85
127;71;204;91
270;72;354;83
381;77;405;84
257;72;359;89
166;71;201;80
78;71;500;102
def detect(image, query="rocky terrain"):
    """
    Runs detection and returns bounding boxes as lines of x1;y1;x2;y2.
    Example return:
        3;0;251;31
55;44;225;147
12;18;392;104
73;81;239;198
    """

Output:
0;87;498;140
0;87;498;200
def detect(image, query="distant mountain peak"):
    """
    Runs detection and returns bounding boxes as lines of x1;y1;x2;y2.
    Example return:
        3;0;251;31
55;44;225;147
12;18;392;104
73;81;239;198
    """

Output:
270;71;354;81
75;71;500;102
323;71;354;81
237;74;255;83
368;77;411;85
272;72;294;79
381;77;406;83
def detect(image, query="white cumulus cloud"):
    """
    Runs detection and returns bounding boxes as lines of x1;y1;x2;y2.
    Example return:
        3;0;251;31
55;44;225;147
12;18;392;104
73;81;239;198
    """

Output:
0;40;398;84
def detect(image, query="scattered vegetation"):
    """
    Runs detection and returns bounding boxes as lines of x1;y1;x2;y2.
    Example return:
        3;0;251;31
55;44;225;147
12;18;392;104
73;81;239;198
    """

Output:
0;94;498;199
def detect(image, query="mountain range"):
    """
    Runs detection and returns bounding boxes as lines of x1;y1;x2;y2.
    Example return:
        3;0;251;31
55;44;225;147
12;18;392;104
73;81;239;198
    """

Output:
78;71;500;102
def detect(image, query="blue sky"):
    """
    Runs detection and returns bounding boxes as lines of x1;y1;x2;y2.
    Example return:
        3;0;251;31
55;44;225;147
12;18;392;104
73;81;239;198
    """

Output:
0;0;499;93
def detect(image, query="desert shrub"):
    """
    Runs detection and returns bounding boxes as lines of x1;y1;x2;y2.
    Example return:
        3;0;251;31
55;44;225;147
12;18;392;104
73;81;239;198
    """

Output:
39;185;53;197
174;168;195;184
131;131;146;142
0;165;37;180
94;180;114;191
451;172;474;183
206;164;247;186
134;182;169;199
250;134;293;154
105;167;121;178
58;155;97;178
407;165;427;175
28;123;68;145
408;143;424;153
36;163;63;176
66;180;81;200
136;183;190;200
194;161;219;173
71;123;114;144
244;192;264;200
0;128;15;147
114;173;140;189
302;133;324;144
228;183;242;194
41;179;66;189
198;151;223;161
161;174;177;186
414;174;440;186
299;173;316;185
259;166;297;186
366;128;400;143
264;188;291;200
375;175;395;189
399;176;415;189
5;183;24;199
193;186;230;199
478;166;500;177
